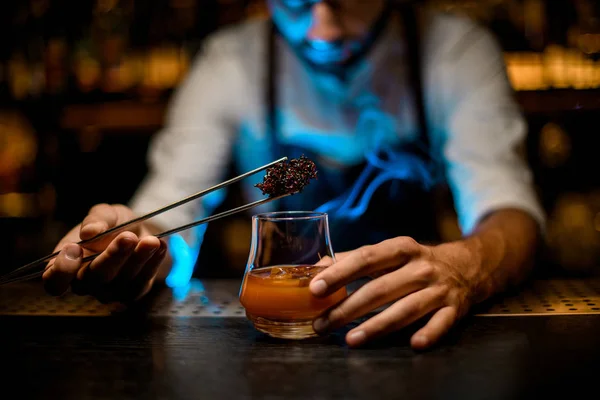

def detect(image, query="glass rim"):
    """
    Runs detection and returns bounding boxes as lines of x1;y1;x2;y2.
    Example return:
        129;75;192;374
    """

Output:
253;211;328;221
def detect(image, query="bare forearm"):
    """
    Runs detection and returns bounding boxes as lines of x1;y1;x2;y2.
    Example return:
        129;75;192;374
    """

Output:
473;209;540;287
434;208;541;304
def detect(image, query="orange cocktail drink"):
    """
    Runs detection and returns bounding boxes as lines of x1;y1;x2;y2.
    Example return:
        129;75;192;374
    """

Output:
239;212;345;339
240;265;347;321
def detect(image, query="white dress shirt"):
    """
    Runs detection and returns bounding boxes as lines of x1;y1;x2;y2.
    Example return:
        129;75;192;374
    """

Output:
129;12;545;253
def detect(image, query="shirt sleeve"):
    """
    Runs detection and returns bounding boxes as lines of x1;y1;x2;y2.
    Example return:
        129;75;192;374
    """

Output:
128;32;242;237
427;15;546;235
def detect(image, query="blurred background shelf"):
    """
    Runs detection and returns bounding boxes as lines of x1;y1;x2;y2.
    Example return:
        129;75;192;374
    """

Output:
55;88;600;134
516;89;600;114
60;100;165;132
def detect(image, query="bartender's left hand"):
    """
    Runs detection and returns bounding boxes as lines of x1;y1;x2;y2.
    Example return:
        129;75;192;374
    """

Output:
310;236;484;350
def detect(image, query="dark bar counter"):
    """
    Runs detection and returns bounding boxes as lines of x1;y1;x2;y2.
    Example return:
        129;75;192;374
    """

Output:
1;279;600;399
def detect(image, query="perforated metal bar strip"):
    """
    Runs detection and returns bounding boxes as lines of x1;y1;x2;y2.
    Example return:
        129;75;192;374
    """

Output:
474;278;600;316
1;279;600;317
0;280;245;317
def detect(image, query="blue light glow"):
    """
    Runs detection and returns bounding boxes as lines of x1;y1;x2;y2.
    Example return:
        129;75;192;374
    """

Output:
165;232;202;288
270;0;370;68
315;149;433;221
302;39;350;65
172;278;206;302
202;188;227;210
315;102;434;220
165;189;226;288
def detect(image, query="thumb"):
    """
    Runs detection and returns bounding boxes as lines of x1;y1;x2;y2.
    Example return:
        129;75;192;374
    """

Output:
43;243;83;296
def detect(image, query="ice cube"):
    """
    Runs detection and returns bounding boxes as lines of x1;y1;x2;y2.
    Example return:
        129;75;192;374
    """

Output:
297;277;311;287
290;266;313;279
268;266;323;285
270;267;292;279
293;266;322;286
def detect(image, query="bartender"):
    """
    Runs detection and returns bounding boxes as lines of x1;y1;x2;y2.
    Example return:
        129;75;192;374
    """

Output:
43;0;544;350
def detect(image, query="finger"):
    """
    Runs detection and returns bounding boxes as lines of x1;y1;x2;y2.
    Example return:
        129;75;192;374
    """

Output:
114;236;162;283
410;306;458;350
80;203;120;240
313;262;432;333
80;204;135;249
344;286;445;348
43;243;83;296
314;256;334;267
314;251;353;267
121;240;168;302
333;251;352;261
310;237;422;297
80;232;138;285
104;236;162;300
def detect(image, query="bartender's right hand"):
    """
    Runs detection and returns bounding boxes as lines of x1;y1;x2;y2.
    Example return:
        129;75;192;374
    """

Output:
43;203;168;303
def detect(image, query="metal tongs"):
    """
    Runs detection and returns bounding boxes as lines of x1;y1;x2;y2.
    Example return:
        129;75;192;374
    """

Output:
0;157;290;286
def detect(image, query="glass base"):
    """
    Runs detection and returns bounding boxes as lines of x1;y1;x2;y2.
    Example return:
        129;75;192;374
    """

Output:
247;313;319;340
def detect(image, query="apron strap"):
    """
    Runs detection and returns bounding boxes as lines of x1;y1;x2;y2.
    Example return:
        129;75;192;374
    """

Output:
398;1;431;162
266;20;281;160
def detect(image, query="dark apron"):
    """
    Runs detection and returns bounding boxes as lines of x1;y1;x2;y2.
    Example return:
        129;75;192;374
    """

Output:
267;2;441;252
